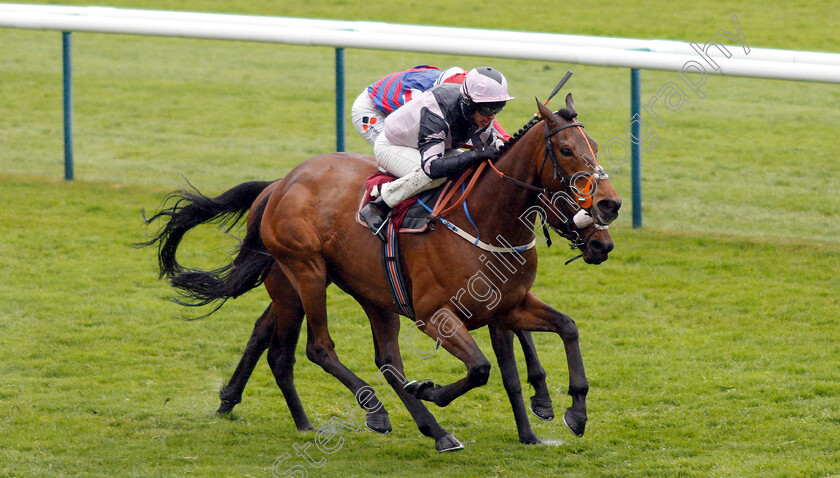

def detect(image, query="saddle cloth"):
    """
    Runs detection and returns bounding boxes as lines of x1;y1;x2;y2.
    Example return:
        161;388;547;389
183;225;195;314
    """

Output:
356;172;453;319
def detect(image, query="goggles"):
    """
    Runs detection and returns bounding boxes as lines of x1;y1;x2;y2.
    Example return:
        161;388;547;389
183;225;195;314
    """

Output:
474;101;506;117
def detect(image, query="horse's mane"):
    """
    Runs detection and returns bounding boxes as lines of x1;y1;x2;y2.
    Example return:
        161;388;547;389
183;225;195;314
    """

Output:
496;109;576;157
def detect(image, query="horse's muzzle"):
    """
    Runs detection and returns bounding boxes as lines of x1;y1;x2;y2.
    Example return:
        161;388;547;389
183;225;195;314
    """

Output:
584;234;614;264
593;198;621;225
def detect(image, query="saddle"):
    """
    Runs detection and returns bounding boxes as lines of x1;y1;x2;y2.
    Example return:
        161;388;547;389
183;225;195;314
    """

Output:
355;173;448;235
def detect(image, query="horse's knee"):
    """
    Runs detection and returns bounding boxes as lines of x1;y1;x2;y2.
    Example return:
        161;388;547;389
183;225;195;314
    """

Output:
569;383;589;398
374;351;396;370
468;360;491;388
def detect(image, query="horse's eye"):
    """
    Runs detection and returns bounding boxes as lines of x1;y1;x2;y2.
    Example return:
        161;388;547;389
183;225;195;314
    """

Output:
560;148;573;157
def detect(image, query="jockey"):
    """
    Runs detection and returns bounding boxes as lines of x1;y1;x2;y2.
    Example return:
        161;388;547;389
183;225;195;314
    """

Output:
351;65;510;146
360;67;514;221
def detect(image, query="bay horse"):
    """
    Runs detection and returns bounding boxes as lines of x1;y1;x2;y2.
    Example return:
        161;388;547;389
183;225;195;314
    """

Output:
213;176;610;438
143;179;578;449
143;174;607;448
143;95;619;450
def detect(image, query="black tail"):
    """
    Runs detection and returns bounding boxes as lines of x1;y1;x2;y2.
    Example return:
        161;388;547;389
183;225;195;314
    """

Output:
138;179;277;315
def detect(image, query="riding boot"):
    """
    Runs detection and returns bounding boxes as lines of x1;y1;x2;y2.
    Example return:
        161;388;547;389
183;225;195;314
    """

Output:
367;196;391;217
379;170;441;207
359;197;390;239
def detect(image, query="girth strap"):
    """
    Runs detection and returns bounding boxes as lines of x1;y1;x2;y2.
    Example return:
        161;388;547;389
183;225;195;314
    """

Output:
380;218;416;319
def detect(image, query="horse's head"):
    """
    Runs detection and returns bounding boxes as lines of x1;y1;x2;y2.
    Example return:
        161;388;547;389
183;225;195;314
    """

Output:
535;94;622;227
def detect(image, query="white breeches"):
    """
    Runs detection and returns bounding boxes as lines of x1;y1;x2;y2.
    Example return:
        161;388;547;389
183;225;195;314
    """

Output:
373;134;450;207
350;90;387;146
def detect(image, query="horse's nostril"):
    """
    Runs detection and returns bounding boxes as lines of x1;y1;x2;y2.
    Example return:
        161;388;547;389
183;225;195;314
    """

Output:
597;199;621;218
590;239;613;256
598;199;621;214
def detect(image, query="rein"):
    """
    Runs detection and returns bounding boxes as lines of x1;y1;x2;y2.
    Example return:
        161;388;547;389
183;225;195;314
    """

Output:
431;121;588;216
430;161;489;219
426;113;609;254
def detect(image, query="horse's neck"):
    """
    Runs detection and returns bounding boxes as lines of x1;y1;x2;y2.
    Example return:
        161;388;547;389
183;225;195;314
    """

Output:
467;125;545;247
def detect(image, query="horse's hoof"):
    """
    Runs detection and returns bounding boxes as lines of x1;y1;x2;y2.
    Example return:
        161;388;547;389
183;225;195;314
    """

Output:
216;400;237;414
365;412;392;435
404;379;435;399
435;433;464;453
297;424;316;432
520;433;544;445
529;397;555;421
562;408;587;437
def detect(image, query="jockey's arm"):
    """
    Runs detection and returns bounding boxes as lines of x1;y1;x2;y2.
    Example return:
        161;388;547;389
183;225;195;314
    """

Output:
419;115;494;179
417;112;449;177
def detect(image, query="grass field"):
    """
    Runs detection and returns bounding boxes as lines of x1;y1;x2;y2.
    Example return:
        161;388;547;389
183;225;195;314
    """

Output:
1;1;839;477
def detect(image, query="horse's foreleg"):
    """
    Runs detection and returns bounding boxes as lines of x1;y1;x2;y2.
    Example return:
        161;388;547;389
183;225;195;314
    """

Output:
506;292;588;437
360;302;462;453
488;326;541;444
217;303;274;414
402;317;491;408
513;330;555;421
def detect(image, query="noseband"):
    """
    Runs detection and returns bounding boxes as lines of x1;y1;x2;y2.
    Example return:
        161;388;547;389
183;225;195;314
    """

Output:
486;117;609;252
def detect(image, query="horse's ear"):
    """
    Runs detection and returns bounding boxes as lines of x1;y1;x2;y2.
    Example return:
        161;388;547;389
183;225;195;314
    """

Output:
536;98;553;121
565;93;576;115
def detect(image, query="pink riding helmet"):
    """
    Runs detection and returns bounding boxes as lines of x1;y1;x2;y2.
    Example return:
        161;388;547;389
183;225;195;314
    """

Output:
461;67;515;103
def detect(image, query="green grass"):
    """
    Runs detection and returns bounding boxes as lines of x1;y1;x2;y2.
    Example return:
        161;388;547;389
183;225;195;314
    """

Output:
2;1;839;476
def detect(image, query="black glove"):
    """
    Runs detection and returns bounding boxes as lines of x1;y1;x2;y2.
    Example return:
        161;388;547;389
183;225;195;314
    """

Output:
427;148;496;179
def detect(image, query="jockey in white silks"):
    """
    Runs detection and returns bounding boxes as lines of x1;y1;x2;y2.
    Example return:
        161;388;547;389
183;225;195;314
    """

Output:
360;67;514;222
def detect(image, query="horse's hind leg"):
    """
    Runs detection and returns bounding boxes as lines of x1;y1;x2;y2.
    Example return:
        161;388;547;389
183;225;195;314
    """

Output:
262;201;390;432
265;304;313;431
360;301;462;453
218;303;275;414
488;326;542;444
273;259;391;433
513;330;555;421
261;263;314;431
297;317;393;434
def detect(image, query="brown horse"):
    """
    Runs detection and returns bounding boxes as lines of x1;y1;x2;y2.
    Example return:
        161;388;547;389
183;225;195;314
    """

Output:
144;179;602;449
143;95;619;450
143;180;582;449
212;183;610;440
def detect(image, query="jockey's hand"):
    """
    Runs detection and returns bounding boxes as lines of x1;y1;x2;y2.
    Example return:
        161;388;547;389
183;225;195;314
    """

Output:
473;147;497;162
427;148;497;179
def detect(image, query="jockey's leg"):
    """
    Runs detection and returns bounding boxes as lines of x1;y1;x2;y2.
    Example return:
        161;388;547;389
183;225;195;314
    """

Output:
371;134;444;209
379;171;445;207
373;133;423;177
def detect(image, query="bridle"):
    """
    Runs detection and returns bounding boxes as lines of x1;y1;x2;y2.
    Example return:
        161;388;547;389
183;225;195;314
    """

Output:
486;115;610;248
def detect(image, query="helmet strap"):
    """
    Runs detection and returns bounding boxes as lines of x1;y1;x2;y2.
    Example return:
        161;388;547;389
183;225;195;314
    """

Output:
460;96;477;126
